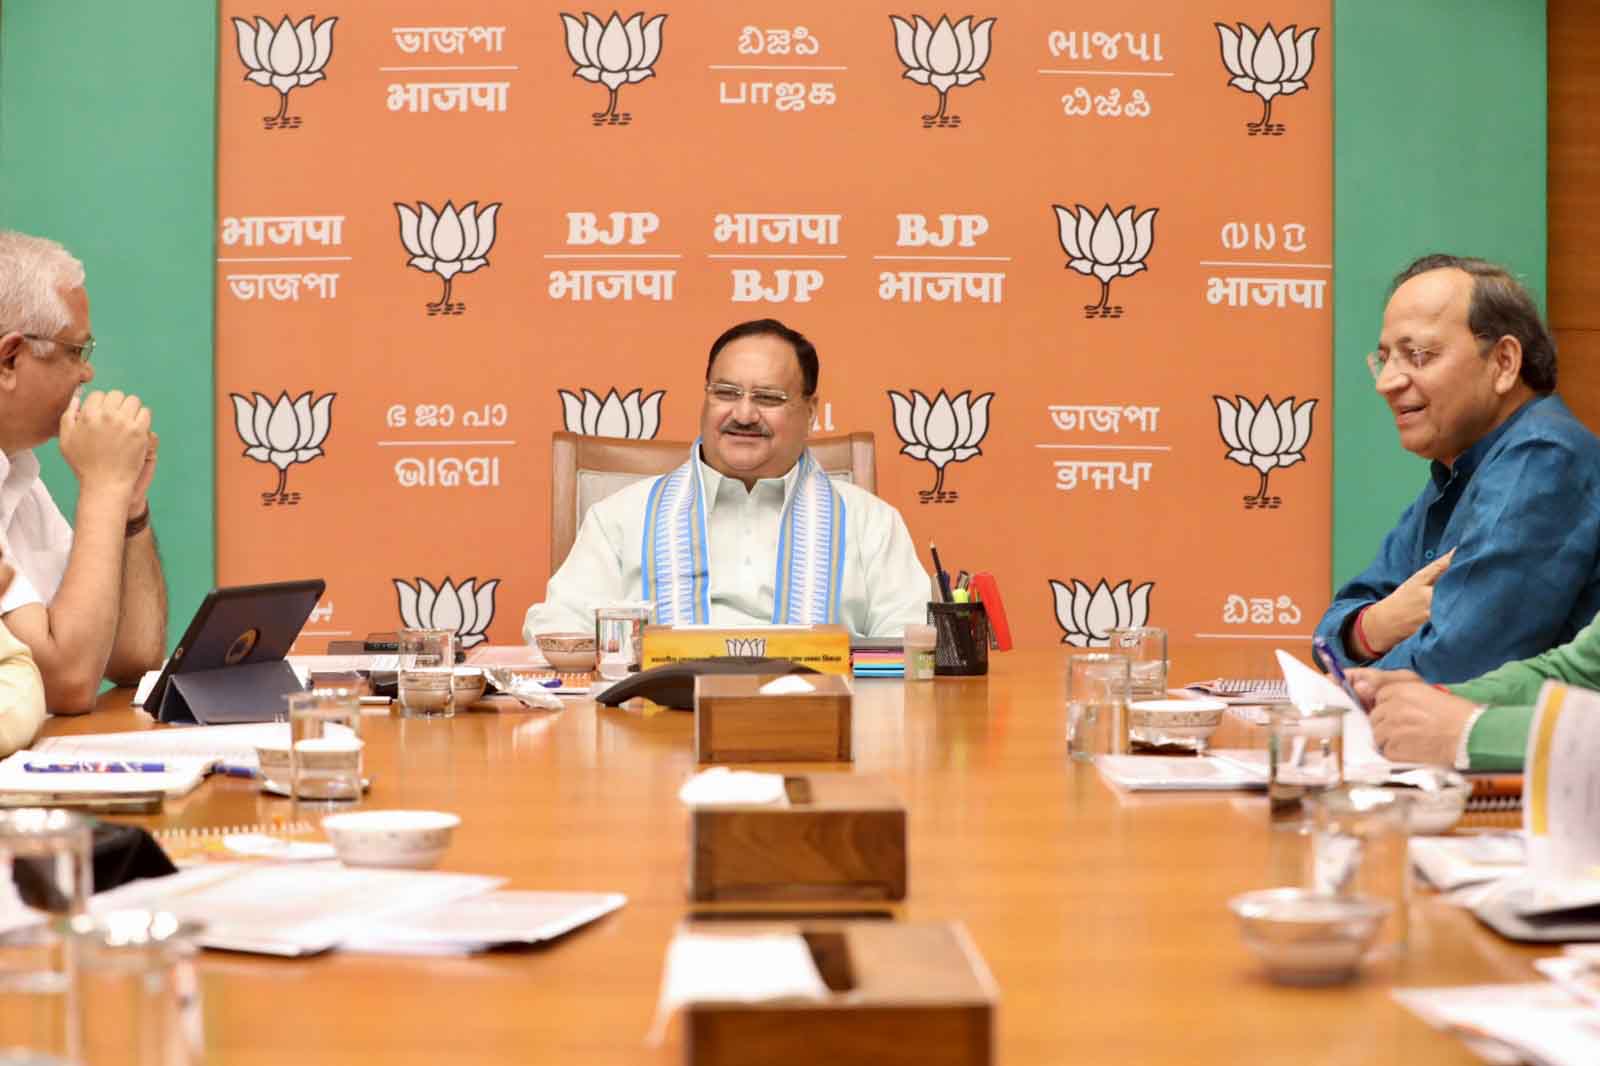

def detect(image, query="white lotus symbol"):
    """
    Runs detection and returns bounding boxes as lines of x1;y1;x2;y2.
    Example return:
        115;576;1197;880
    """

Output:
231;15;337;129
560;11;666;124
1215;394;1316;509
888;389;993;498
725;638;767;657
890;14;996;127
230;390;334;503
1050;579;1153;647
1215;22;1318;134
395;201;501;316
1053;203;1158;318
395;577;500;649
559;388;664;440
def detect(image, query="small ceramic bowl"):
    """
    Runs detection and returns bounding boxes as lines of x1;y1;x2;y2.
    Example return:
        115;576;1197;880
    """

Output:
1229;887;1391;985
536;632;597;673
452;666;488;707
320;809;461;869
1128;698;1227;745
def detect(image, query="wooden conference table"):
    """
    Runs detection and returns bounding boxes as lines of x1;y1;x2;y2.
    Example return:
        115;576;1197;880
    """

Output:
45;646;1543;1065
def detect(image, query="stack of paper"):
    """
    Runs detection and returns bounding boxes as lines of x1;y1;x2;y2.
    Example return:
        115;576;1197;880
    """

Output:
1395;982;1600;1065
1095;753;1268;792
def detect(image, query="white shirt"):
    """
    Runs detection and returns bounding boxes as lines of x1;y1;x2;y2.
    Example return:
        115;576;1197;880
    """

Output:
524;455;931;639
0;620;45;757
0;450;73;615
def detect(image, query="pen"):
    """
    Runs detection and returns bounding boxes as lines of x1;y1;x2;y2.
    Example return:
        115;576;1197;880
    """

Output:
929;543;953;603
24;761;166;773
1311;637;1366;710
212;763;259;779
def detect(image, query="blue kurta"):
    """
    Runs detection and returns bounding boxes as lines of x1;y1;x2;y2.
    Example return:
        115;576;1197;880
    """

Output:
1315;394;1600;683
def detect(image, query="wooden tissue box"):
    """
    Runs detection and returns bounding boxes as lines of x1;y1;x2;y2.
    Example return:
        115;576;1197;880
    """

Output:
694;673;853;763
682;921;996;1066
643;624;851;676
689;773;905;901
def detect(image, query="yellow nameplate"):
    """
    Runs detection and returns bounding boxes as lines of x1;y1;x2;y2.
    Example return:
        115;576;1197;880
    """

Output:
641;625;851;676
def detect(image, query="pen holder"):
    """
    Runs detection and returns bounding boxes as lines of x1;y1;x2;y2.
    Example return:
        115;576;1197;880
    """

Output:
928;602;989;677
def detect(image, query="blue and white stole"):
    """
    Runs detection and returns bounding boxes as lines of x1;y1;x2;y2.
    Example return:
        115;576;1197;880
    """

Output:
641;441;846;625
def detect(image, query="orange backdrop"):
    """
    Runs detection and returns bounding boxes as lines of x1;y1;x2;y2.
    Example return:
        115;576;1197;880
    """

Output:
215;2;1332;653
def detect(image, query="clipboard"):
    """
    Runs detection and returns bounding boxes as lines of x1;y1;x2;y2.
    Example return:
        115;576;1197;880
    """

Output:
149;580;324;725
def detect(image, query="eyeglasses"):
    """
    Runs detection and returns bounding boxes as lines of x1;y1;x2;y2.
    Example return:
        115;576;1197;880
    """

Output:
1367;335;1495;381
18;332;94;365
704;381;800;409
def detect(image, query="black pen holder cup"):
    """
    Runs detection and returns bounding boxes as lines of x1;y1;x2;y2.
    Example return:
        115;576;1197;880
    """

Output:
928;602;990;677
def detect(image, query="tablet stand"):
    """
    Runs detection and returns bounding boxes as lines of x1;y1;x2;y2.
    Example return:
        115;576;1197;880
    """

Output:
157;660;306;725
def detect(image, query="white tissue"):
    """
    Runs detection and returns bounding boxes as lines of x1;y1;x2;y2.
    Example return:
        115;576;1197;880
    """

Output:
647;933;830;1044
677;767;787;807
1274;650;1389;776
759;675;816;696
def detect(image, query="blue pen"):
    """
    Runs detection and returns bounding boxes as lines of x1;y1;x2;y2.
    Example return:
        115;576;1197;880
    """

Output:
1311;637;1366;710
929;543;953;603
24;761;166;773
212;763;259;779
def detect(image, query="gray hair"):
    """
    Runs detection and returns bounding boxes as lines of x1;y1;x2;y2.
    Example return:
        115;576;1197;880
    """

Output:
0;231;86;355
1391;253;1557;393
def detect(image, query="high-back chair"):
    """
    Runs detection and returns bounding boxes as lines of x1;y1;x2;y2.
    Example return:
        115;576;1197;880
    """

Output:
548;431;877;573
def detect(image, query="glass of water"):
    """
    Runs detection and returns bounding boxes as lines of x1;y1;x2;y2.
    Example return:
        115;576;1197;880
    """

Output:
1307;786;1413;956
1109;626;1167;701
398;628;456;718
0;809;93;1065
1066;652;1131;763
1267;706;1345;826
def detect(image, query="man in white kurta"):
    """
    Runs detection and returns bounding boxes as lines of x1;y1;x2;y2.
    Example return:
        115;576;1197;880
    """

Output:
524;319;930;640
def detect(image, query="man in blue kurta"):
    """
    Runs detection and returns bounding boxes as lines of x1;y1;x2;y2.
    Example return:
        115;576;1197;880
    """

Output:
1314;254;1600;683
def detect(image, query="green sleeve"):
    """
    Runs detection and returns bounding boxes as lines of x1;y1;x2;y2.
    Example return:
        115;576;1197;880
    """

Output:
1463;705;1536;771
1451;613;1600;707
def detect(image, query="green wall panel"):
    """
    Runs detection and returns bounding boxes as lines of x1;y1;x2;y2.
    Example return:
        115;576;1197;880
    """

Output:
0;2;217;648
1332;0;1547;588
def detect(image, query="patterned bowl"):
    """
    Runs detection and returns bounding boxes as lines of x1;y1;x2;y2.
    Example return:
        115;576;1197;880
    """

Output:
452;666;488;707
321;809;461;869
1128;698;1227;742
536;632;597;673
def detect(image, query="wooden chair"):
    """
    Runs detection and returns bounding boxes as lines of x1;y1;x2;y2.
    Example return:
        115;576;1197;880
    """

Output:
549;431;877;573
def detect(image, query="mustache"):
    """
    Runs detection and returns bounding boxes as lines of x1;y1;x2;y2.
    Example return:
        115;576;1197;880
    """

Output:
718;418;772;437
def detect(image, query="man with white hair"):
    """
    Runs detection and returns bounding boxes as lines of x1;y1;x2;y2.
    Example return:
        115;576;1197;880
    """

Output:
0;231;166;713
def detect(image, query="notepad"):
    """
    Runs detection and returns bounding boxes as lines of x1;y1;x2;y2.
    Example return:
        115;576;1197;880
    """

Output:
1094;753;1268;792
0;750;209;799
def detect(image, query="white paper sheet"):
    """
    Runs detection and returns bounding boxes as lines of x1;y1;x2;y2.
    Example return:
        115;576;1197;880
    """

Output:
1525;681;1600;881
0;749;210;798
84;862;504;956
1274;649;1392;778
340;890;626;955
1094;754;1267;792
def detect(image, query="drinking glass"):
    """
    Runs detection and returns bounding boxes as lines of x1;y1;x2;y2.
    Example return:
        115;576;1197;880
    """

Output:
287;688;363;813
0;809;93;1065
1266;706;1345;826
1066;652;1131;763
1307;786;1413;956
70;909;205;1066
398;628;456;718
1109;626;1167;701
594;602;652;682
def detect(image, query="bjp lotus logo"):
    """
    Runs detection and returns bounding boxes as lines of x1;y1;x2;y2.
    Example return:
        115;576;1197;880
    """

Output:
560;11;667;125
231;15;337;129
889;15;996;128
887;389;994;504
725;637;767;657
1050;579;1154;647
395;201;501;317
1215;394;1317;510
394;577;500;649
559;388;664;439
1053;203;1158;319
1215;23;1318;136
229;390;335;506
